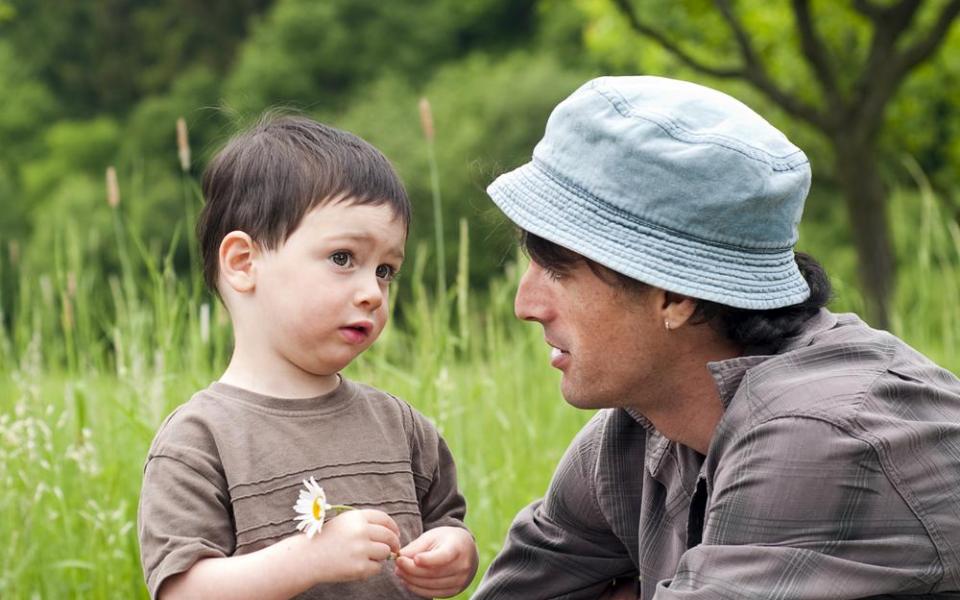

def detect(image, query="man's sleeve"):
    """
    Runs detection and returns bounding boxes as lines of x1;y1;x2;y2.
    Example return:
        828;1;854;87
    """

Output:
138;417;235;599
473;412;639;600
653;416;941;599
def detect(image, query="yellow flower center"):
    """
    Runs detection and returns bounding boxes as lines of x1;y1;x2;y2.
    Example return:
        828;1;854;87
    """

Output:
312;498;322;520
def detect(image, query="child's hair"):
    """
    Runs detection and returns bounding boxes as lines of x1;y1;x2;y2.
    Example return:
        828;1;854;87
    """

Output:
197;114;411;294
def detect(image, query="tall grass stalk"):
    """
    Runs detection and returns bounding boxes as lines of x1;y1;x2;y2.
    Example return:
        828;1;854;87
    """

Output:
420;97;447;303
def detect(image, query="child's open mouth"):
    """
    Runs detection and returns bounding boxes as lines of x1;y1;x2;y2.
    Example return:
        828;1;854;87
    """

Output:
339;321;373;344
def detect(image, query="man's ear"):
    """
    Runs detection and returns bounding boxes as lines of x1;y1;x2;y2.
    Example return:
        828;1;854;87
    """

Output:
219;231;258;293
661;291;698;330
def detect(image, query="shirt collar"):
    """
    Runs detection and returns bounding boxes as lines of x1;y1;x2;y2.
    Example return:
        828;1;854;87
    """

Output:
623;407;672;476
706;308;839;408
627;309;840;477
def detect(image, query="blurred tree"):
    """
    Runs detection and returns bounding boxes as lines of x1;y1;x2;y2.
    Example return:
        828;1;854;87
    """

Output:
333;51;591;289
579;0;960;328
223;0;538;117
2;0;270;117
0;39;59;238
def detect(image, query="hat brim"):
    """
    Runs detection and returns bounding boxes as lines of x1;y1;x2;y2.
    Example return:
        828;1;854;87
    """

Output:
488;160;811;310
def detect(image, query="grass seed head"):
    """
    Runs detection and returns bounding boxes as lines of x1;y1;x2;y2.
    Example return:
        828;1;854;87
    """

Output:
106;167;120;208
176;117;191;173
419;97;435;142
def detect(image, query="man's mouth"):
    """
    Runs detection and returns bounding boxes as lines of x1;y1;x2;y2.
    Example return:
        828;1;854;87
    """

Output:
546;339;570;368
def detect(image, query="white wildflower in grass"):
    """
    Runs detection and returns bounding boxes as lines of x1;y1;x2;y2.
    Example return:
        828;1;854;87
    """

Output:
293;477;353;538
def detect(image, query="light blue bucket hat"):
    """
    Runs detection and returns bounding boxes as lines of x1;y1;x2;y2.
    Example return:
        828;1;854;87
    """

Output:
488;76;812;310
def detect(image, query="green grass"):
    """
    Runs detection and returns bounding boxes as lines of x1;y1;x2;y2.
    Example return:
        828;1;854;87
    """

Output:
0;178;957;598
0;203;593;597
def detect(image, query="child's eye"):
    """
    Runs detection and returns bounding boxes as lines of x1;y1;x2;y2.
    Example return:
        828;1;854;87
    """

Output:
330;251;353;267
375;264;398;281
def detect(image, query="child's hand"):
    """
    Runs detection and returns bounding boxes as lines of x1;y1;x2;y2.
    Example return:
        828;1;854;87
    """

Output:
395;526;478;598
309;509;401;583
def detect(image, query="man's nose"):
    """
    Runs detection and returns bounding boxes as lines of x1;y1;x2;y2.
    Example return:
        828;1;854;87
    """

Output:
515;262;552;323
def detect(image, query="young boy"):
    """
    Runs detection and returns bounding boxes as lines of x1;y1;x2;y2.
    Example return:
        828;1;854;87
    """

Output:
138;116;477;600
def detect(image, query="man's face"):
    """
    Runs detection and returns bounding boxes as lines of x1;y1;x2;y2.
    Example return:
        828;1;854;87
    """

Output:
252;199;406;377
515;259;668;410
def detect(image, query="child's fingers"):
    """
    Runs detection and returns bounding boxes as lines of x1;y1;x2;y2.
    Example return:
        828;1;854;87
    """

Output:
368;540;397;562
367;523;401;554
356;509;401;537
395;555;429;576
397;533;433;558
397;574;464;599
395;555;466;580
398;572;464;590
412;544;457;567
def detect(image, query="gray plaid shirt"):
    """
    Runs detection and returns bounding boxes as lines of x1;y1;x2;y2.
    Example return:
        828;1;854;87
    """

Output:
474;310;960;599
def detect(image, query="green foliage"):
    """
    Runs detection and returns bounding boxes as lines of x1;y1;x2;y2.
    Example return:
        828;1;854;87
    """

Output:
0;41;58;154
0;3;957;596
16;118;121;264
334;51;591;287
0;39;59;239
1;0;562;289
124;66;226;165
0;179;957;597
22;118;120;196
0;0;269;117
224;0;539;117
572;0;960;192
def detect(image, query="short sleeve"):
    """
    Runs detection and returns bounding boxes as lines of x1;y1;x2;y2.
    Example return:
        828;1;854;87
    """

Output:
138;412;235;599
473;412;638;599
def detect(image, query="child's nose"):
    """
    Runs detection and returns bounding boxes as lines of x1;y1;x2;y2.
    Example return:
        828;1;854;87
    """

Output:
354;273;385;309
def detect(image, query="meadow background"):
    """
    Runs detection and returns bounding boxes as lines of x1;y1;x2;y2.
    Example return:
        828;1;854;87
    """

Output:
1;1;959;598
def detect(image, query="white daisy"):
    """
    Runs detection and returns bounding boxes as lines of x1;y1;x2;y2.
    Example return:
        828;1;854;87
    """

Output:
293;477;333;538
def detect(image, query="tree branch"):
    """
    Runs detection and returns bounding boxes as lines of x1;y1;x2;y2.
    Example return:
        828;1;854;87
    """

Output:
714;0;762;68
610;0;742;78
897;0;960;74
851;0;958;141
791;0;843;116
611;0;829;129
852;0;884;20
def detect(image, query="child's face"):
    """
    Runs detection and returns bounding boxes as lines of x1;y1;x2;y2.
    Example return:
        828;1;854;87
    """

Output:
252;199;406;377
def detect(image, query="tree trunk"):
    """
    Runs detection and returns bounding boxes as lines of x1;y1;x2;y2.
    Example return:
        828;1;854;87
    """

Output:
831;135;894;330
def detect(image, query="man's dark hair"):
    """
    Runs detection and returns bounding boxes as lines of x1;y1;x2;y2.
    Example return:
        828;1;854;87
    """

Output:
520;230;832;350
197;114;411;293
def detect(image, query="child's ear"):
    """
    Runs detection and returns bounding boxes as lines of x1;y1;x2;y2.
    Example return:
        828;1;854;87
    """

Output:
219;231;258;293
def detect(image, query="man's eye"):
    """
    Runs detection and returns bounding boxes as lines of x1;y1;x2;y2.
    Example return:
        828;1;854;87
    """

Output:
375;264;397;281
330;251;352;267
544;266;564;282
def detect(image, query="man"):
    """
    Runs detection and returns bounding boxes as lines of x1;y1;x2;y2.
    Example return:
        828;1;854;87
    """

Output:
473;76;960;599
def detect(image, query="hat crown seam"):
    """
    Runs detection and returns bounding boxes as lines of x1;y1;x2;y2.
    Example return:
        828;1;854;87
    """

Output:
531;158;794;253
590;82;809;172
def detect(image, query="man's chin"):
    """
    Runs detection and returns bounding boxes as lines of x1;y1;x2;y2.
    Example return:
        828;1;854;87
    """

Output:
560;381;598;410
561;379;623;411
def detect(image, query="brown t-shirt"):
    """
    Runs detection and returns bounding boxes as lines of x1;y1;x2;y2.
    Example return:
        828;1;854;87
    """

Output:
138;377;468;599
